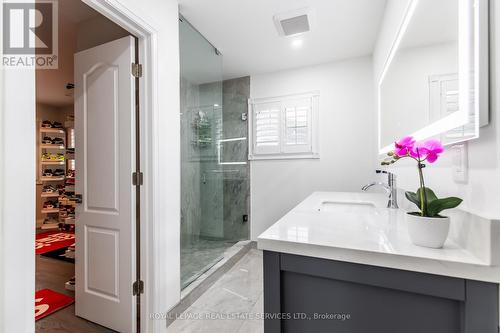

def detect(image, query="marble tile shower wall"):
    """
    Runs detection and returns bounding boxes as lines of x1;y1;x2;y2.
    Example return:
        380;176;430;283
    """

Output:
180;76;250;243
222;77;250;241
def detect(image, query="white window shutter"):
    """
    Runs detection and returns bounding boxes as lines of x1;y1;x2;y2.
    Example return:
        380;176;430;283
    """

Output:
429;74;459;122
249;92;319;160
282;97;312;154
441;78;459;115
253;101;281;154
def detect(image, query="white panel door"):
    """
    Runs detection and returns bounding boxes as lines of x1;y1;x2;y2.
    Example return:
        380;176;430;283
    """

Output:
74;36;136;333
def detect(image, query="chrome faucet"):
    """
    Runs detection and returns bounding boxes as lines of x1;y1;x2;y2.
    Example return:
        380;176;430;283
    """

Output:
362;170;399;209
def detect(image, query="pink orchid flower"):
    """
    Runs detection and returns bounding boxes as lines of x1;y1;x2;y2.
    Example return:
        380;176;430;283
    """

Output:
384;136;459;218
394;136;416;157
411;139;444;163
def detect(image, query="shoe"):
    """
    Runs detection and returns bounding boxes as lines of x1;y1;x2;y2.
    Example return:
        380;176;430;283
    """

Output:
53;169;65;176
55;153;65;161
52;137;64;145
56;184;65;193
41;121;52;128
43;217;58;224
42;185;56;193
43;169;53;177
42;153;51;161
66;169;75;178
52;122;63;129
41;217;59;230
42;136;53;144
43;201;55;209
65;277;75;291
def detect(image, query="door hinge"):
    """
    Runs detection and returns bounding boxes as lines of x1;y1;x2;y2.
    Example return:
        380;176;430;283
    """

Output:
132;280;144;296
131;63;143;78
132;172;143;186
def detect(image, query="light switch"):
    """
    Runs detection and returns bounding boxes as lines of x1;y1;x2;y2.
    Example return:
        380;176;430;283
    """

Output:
451;143;468;183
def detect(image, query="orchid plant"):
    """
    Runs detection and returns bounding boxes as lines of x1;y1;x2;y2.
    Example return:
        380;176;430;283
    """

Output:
381;136;462;218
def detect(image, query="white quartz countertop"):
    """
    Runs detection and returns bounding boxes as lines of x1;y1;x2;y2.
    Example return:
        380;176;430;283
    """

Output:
257;192;500;283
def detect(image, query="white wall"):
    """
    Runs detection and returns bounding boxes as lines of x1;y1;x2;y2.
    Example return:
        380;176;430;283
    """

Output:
0;0;3;324
0;2;36;332
36;7;77;107
373;0;500;220
250;57;376;240
0;0;180;332
76;15;129;52
1;53;36;333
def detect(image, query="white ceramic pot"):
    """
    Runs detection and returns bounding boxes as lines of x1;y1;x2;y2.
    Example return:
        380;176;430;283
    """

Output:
406;213;450;249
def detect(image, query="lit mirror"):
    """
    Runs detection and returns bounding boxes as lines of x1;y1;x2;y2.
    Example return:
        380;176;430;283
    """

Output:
378;0;489;153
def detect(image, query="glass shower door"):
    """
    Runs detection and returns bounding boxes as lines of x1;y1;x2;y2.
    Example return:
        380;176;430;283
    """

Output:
180;17;228;288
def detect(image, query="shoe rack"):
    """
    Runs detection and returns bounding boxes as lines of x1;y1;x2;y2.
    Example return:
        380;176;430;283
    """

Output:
39;124;66;229
38;121;77;230
62;122;76;225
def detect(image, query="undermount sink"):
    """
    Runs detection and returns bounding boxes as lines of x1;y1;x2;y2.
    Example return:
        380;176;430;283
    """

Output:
317;201;376;213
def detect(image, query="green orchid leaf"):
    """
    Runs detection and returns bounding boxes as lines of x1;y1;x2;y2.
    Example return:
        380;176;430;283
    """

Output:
406;187;438;214
416;187;438;203
405;191;420;209
427;197;463;217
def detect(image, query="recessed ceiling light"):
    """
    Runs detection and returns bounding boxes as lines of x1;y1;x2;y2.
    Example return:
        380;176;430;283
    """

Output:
291;39;303;49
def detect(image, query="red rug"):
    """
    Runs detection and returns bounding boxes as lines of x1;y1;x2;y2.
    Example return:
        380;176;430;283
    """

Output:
35;289;74;320
36;231;75;255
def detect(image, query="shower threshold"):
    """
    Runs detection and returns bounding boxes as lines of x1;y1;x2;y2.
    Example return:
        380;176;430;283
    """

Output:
181;254;224;290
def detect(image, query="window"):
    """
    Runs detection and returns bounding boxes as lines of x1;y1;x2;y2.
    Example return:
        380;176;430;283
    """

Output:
429;73;459;122
249;91;319;160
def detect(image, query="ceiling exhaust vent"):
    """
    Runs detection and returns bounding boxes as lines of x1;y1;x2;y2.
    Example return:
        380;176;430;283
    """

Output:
273;8;315;37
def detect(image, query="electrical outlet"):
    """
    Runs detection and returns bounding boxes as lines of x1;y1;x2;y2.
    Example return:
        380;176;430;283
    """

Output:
451;143;468;183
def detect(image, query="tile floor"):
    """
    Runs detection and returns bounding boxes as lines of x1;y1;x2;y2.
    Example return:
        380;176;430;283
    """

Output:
168;248;264;333
36;246;263;333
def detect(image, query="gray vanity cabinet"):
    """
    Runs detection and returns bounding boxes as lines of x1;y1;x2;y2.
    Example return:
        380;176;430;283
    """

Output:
263;251;499;333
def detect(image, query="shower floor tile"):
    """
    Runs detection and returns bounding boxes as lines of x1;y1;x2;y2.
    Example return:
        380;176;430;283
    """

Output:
181;238;236;289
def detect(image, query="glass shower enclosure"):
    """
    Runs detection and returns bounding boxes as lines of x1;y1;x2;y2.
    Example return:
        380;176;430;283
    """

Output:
179;16;249;289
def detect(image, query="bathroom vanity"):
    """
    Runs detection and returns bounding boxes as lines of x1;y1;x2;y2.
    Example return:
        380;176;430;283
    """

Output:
258;192;500;333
